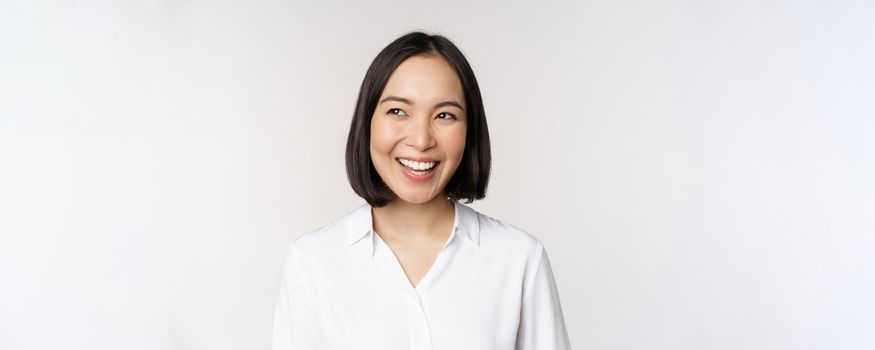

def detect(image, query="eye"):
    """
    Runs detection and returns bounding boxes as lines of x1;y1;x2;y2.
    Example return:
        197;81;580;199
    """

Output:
387;108;407;117
437;112;457;120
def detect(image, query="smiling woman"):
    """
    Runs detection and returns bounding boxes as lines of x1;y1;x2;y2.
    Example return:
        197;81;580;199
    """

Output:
370;54;469;204
272;31;571;350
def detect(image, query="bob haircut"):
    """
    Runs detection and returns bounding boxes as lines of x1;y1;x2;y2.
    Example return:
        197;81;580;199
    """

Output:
345;31;491;208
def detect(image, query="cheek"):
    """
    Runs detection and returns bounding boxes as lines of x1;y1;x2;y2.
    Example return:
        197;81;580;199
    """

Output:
444;126;467;161
370;118;396;155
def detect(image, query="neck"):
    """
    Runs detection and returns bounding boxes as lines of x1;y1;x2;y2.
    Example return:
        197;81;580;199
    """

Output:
372;195;455;240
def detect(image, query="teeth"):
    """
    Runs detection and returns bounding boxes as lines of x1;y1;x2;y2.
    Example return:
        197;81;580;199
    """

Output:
398;158;436;170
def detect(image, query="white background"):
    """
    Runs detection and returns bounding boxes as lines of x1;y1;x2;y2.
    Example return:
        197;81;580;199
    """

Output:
1;0;873;349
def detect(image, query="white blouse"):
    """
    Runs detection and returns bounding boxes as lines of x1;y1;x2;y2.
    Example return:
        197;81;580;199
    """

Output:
272;199;571;349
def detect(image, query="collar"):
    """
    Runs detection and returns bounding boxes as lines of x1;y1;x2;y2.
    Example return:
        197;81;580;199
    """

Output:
343;198;481;248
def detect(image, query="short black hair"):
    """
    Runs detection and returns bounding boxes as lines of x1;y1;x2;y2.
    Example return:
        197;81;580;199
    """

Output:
345;31;491;208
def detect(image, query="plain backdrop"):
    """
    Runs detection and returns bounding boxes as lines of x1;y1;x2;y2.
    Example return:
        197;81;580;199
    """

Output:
1;0;873;349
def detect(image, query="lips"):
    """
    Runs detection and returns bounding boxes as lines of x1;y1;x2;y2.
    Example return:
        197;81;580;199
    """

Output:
396;158;438;182
396;157;437;170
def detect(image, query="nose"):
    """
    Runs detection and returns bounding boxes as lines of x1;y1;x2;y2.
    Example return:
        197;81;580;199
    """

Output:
405;115;437;151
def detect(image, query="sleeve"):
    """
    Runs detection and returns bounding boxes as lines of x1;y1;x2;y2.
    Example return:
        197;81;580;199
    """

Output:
516;240;572;350
272;242;321;349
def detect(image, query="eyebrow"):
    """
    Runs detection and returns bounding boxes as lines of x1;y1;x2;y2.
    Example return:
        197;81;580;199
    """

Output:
379;95;465;111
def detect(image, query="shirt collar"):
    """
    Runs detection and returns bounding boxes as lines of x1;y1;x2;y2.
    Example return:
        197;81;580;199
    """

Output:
344;198;481;248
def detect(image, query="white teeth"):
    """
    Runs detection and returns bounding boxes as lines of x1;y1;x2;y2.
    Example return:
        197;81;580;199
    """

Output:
398;158;436;170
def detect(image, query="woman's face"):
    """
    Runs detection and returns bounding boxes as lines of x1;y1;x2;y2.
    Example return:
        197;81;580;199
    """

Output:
370;54;467;205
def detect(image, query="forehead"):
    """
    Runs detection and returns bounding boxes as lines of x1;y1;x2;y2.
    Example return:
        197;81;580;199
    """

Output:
380;55;465;105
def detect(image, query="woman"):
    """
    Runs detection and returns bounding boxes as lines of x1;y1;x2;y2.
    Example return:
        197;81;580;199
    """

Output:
273;31;571;350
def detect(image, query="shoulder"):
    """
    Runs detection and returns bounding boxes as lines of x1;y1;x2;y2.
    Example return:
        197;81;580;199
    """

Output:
282;203;368;259
471;207;546;258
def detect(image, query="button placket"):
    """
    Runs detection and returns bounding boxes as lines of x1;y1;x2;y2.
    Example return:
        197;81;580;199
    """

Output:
406;291;432;350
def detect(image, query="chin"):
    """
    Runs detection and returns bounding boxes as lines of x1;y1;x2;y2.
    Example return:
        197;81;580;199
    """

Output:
396;192;437;205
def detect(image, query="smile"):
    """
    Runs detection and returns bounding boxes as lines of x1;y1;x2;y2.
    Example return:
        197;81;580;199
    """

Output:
395;158;439;181
397;158;437;171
